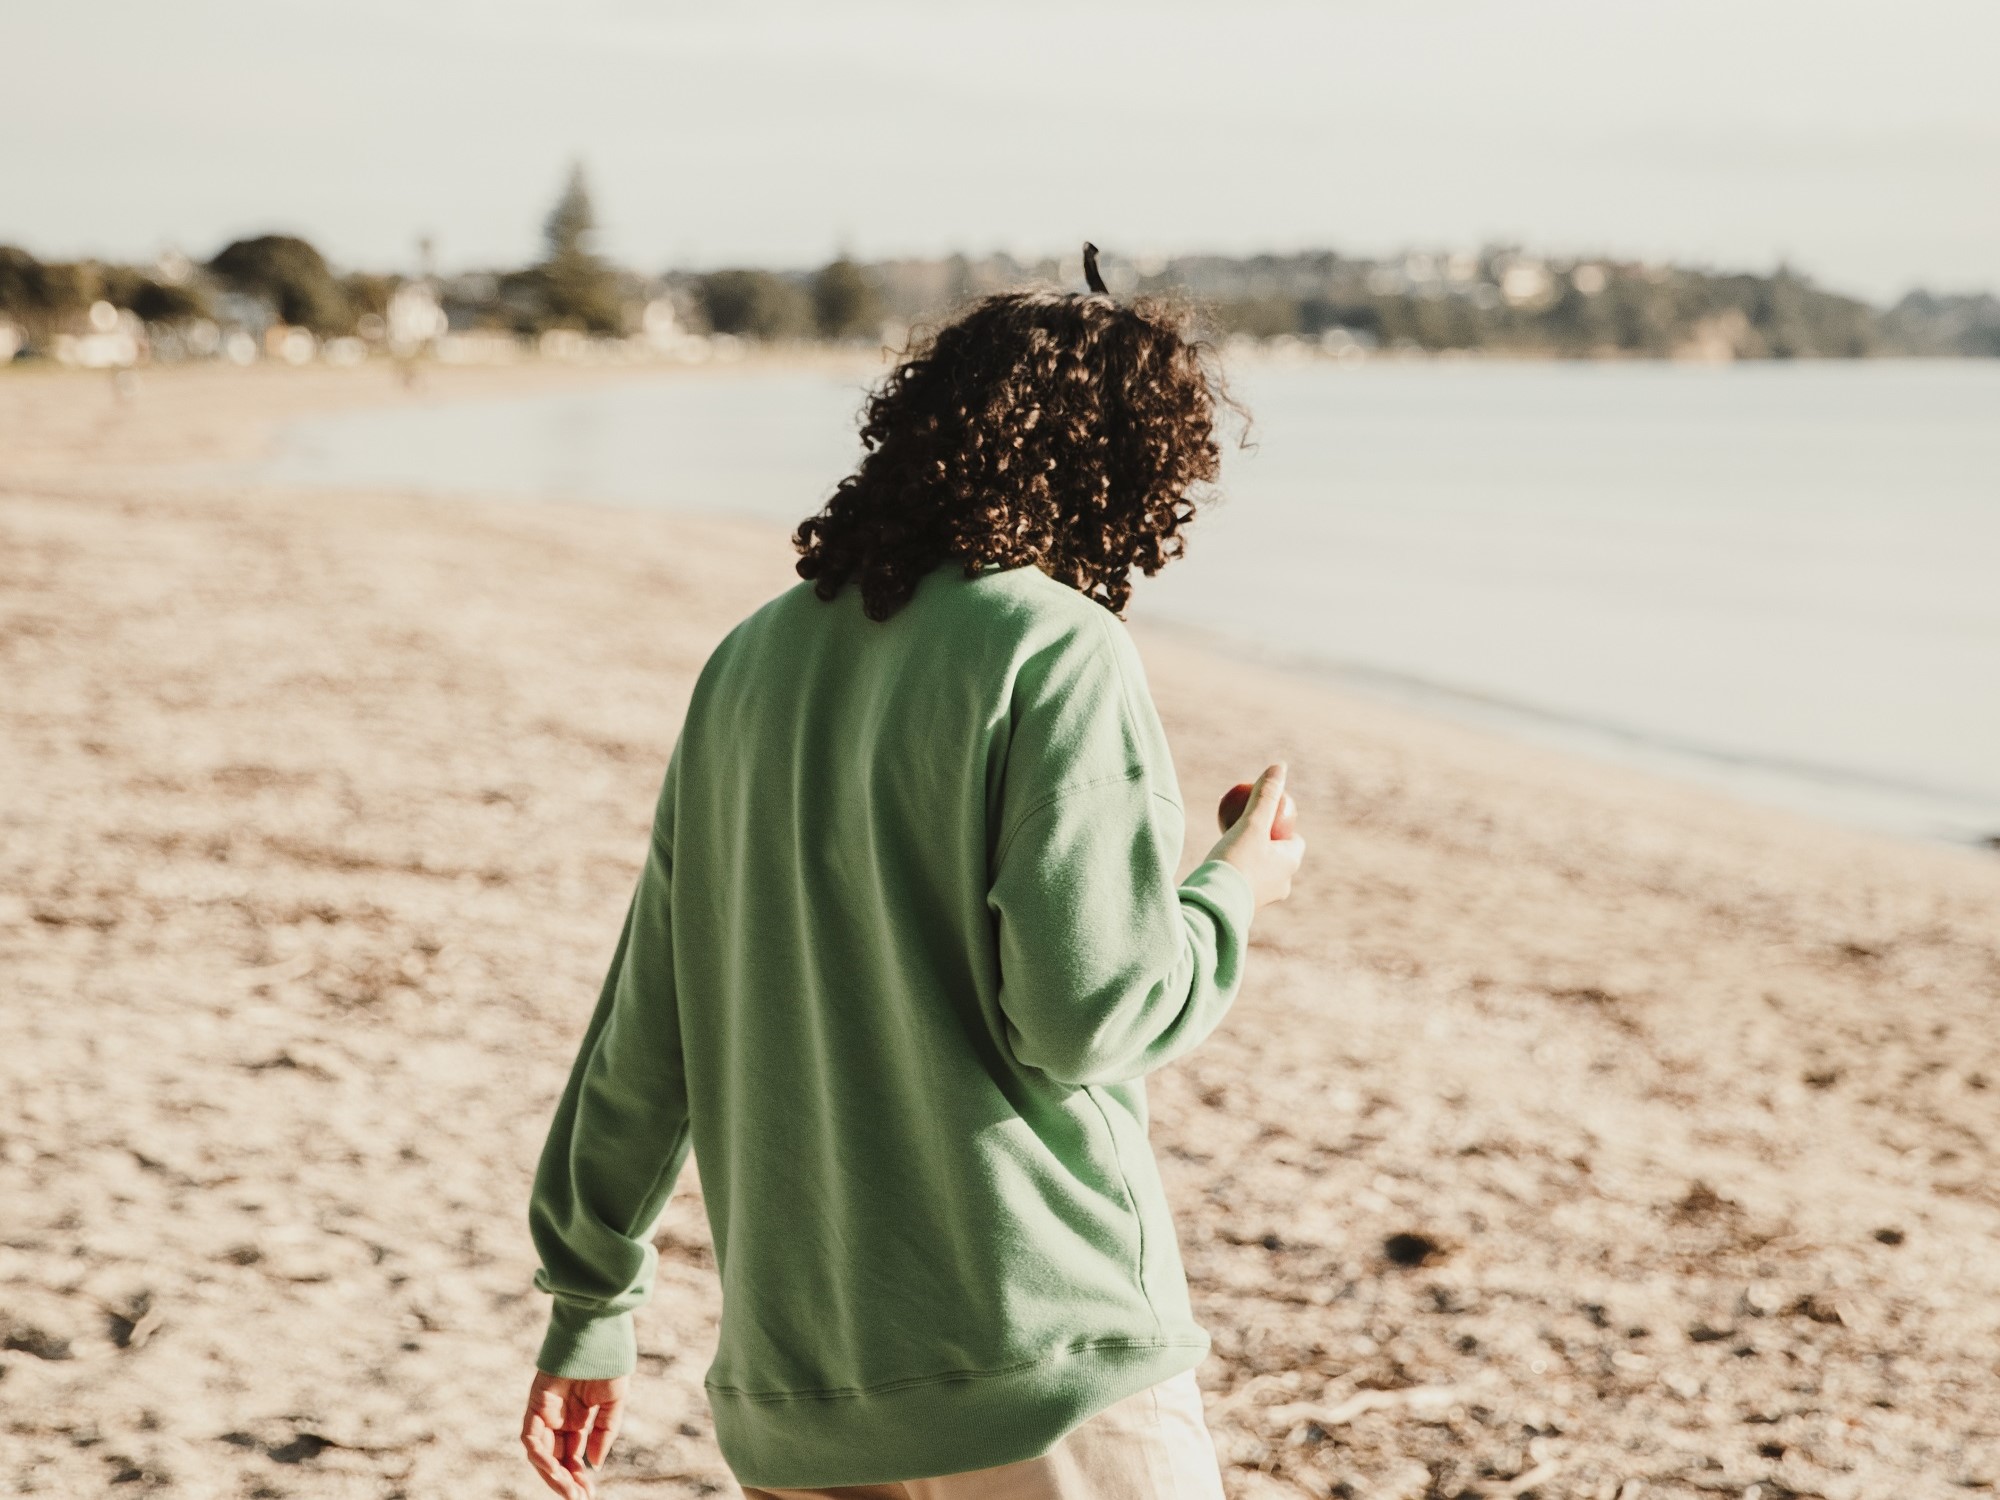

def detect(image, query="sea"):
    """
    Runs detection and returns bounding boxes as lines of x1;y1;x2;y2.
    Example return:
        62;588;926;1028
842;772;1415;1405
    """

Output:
215;357;2000;849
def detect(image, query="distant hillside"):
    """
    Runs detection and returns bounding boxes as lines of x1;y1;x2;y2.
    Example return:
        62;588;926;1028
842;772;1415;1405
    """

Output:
6;229;1996;365
1880;290;2000;357
843;248;1990;360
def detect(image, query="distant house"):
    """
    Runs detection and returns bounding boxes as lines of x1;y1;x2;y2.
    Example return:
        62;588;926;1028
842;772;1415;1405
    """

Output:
386;281;446;353
1500;260;1553;307
54;301;143;368
212;289;277;340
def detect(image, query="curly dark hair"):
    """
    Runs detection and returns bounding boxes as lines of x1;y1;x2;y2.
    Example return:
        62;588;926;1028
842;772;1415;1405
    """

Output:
792;289;1237;622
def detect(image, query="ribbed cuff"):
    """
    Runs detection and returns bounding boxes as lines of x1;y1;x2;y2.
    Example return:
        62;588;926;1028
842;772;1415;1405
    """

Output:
537;1301;638;1380
1182;857;1257;946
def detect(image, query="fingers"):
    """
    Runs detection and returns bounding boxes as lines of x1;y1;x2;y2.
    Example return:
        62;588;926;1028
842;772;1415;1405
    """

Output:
584;1396;624;1472
1245;761;1288;832
561;1386;621;1494
1273;790;1298;839
522;1374;610;1500
564;1404;597;1485
521;1412;588;1500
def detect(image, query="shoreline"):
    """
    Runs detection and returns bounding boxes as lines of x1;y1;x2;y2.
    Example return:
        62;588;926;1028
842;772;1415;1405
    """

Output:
10;353;1991;860
1132;611;2000;857
0;347;893;477
69;356;1994;856
4;362;1999;1498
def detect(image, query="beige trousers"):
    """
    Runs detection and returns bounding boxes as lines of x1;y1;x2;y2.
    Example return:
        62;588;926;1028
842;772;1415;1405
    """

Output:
737;1368;1227;1500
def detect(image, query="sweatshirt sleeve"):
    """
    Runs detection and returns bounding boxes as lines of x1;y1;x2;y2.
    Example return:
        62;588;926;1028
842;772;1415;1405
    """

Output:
986;610;1258;1088
527;744;692;1380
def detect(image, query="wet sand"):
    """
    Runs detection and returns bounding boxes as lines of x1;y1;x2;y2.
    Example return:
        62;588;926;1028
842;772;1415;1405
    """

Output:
3;362;1997;1499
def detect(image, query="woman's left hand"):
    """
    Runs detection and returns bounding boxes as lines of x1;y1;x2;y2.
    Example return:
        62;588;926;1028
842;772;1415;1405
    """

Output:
520;1370;628;1498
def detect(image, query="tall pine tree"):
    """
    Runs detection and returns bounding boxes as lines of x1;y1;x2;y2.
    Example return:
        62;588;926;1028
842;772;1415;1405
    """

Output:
534;161;622;335
544;162;597;263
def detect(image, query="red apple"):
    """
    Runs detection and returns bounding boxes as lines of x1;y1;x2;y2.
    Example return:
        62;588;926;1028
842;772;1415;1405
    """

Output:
1218;781;1297;839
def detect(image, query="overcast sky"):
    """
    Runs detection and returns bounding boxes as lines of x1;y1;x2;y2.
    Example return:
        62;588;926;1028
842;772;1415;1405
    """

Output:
5;0;1996;302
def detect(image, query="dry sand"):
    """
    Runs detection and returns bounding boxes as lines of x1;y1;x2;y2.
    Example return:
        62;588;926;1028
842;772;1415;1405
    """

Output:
2;362;1997;1500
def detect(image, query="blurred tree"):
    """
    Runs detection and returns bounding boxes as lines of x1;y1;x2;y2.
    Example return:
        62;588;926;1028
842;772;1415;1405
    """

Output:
95;263;150;308
0;248;101;344
1751;266;1874;358
811;257;882;340
138;281;211;324
132;279;209;325
544;162;597;262
341;272;400;324
0;246;36;312
1884;291;2000;356
1752;265;1812;359
208;235;350;334
1212;296;1302;339
0;247;83;312
944;252;975;307
0;247;58;321
533;161;624;335
90;264;209;325
539;258;624;335
1299;296;1379;341
1602;276;1678;356
1400;294;1482;351
1541;277;1620;356
699;270;814;340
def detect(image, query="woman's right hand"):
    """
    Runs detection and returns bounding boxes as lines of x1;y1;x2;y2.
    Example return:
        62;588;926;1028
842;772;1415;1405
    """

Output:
1207;762;1306;915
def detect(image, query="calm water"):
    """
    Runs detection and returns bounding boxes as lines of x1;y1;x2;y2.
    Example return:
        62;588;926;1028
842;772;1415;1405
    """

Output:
223;360;2000;847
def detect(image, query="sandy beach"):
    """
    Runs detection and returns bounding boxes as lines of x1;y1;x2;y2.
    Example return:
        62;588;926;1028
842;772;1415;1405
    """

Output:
3;361;1998;1500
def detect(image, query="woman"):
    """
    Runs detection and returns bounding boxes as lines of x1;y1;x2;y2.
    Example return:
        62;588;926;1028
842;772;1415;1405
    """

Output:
521;274;1306;1499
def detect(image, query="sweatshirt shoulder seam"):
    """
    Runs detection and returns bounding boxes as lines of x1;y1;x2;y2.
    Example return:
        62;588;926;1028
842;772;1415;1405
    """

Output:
992;765;1145;869
988;606;1165;868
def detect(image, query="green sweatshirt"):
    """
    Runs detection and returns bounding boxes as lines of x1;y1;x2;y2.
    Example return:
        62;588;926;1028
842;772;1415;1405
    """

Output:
528;558;1257;1488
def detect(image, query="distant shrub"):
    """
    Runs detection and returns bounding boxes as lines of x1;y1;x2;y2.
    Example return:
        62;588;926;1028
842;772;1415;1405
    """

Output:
811;258;882;340
89;263;210;325
208;235;350;335
340;273;400;324
539;257;625;335
0;245;95;334
699;270;814;340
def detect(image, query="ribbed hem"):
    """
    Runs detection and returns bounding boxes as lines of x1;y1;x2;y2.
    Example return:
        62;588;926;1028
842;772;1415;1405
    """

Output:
536;1302;637;1380
709;1334;1210;1488
1182;857;1256;944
